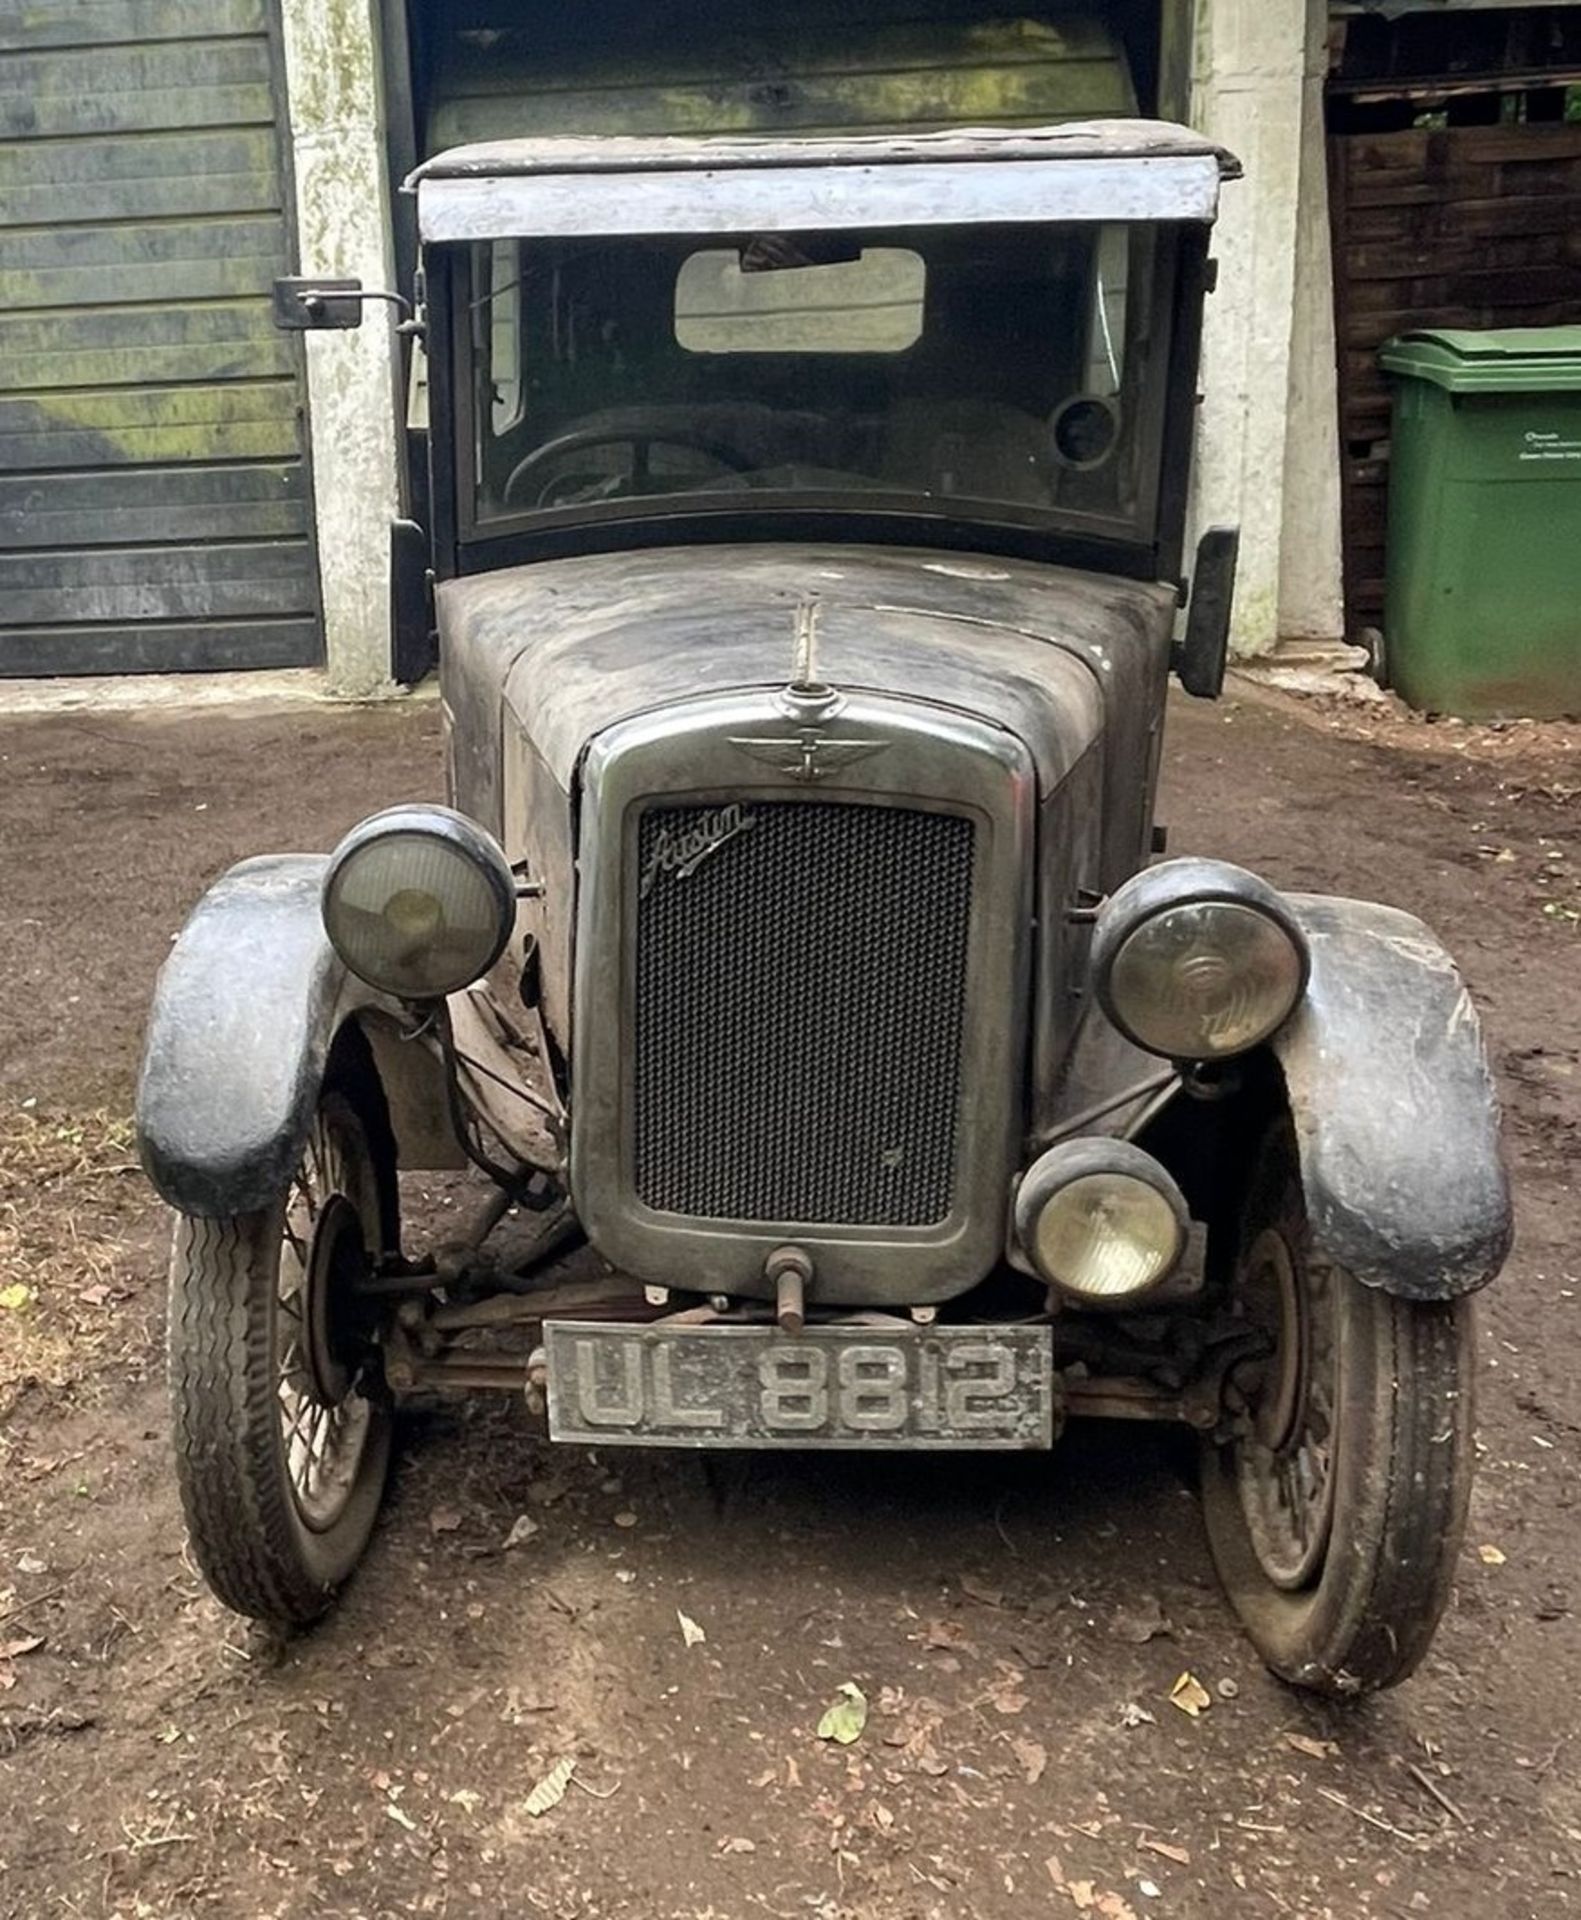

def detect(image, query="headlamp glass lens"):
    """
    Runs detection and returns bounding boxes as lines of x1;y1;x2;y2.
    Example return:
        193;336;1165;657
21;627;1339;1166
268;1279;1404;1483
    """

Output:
1108;900;1304;1058
324;830;508;998
1033;1171;1182;1301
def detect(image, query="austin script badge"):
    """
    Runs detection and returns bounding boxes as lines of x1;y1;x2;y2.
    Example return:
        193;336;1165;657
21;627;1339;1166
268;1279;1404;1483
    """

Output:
640;803;757;898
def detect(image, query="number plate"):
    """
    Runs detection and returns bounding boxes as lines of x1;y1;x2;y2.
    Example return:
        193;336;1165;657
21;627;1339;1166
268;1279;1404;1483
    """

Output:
543;1321;1054;1450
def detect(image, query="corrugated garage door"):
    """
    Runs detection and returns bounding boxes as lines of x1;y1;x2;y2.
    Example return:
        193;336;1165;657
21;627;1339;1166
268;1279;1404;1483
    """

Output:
0;1;321;676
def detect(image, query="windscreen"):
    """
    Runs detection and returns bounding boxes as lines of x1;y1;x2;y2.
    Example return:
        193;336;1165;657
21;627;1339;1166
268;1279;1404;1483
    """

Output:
464;222;1168;543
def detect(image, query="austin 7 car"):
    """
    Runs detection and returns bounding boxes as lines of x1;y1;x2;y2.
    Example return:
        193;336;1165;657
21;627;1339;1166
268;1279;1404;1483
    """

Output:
137;121;1511;1693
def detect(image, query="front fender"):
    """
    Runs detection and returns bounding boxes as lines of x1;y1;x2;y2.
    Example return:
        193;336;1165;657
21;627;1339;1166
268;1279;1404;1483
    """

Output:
1271;894;1512;1299
137;856;405;1217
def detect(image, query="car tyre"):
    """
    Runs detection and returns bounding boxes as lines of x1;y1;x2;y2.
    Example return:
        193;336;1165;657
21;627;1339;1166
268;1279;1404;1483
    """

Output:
168;1086;394;1626
1199;1120;1475;1694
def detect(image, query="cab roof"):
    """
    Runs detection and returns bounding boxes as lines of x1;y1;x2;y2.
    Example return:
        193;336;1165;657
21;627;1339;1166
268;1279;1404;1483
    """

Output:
408;120;1239;184
409;119;1239;244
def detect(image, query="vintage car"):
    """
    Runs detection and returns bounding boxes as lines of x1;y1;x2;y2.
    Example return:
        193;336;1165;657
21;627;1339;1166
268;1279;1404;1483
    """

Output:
137;121;1511;1693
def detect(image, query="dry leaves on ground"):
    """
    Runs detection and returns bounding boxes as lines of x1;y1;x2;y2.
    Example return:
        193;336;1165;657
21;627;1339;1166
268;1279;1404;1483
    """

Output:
0;1106;139;1414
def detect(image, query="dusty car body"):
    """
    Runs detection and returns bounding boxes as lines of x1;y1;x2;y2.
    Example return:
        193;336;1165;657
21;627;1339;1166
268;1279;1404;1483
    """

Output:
138;122;1510;1692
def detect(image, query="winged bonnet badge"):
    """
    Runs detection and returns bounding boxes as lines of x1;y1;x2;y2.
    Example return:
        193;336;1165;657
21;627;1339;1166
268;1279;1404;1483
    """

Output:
727;598;889;783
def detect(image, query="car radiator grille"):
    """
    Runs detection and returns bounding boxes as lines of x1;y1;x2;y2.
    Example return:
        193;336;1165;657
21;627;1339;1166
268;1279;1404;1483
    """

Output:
632;798;976;1225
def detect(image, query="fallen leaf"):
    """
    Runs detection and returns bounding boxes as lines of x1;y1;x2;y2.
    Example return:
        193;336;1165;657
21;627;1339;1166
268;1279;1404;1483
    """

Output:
817;1682;868;1745
924;1618;969;1651
1012;1735;1048;1785
1112;1595;1173;1644
1095;1893;1140;1920
750;1767;776;1789
80;1284;112;1308
428;1506;463;1535
503;1515;539;1549
449;1789;482;1814
1119;1701;1157;1729
1068;1881;1097;1911
613;1510;639;1529
524;1757;576;1816
0;1284;31;1311
677;1609;707;1648
0;1636;43;1660
1280;1731;1339;1761
959;1574;1004;1608
15;1553;47;1575
1140;1838;1191;1866
716;1836;756;1855
1168;1672;1212;1718
1478;1544;1507;1567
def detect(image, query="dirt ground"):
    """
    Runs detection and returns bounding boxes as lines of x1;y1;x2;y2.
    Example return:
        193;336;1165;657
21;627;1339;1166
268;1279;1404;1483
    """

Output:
0;684;1576;1920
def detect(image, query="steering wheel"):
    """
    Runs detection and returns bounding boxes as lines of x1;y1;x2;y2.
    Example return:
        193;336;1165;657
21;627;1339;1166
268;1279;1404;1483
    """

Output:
502;426;755;509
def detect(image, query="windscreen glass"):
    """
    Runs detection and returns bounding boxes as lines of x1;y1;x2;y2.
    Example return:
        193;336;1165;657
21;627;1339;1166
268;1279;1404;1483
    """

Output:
465;222;1167;541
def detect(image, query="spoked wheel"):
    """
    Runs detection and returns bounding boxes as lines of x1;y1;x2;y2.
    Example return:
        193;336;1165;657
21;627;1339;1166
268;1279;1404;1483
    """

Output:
1200;1121;1475;1694
169;1087;394;1625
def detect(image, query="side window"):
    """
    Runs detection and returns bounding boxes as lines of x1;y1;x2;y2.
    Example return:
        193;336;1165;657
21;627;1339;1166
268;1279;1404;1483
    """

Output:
674;246;925;354
489;239;522;432
1085;224;1130;397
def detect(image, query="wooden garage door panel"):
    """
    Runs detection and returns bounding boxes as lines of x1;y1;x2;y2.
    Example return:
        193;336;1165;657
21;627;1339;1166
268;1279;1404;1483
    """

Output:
0;464;308;549
0;380;302;469
0;541;316;625
0;300;293;393
0;619;321;676
0;39;274;138
0;213;286;311
0;129;281;227
0;0;267;52
0;2;322;674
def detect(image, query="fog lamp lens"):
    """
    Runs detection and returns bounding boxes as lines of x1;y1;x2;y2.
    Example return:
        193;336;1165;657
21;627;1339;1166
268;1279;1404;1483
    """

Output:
1015;1140;1187;1305
322;806;515;999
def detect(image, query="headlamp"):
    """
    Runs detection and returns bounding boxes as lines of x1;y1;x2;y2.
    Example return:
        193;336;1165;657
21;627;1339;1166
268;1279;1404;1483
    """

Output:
1093;859;1308;1061
322;806;515;999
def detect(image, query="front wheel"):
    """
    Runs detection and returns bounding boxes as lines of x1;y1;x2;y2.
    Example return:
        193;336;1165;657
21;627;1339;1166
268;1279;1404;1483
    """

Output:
168;1088;394;1626
1200;1123;1476;1694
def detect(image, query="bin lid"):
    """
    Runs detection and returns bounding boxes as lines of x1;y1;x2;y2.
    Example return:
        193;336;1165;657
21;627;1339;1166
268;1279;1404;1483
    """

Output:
1380;327;1581;394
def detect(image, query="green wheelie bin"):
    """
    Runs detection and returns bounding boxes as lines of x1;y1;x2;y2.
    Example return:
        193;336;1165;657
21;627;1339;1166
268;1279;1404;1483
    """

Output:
1379;327;1581;720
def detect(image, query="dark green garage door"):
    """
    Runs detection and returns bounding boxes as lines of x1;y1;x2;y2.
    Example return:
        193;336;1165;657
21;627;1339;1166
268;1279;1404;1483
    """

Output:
0;1;322;676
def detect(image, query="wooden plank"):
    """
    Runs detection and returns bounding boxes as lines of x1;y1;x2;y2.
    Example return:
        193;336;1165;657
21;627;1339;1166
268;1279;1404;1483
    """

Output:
1343;231;1581;280
431;58;1130;146
0;128;280;227
1343;194;1581;244
0;40;273;138
0;380;302;469
0;213;286;311
0;463;308;548
0;540;317;624
0;298;291;392
0;617;321;677
438;17;1119;92
0;1;266;53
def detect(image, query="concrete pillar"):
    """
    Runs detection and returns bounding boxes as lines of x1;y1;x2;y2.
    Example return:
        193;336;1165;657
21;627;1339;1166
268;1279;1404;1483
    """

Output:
1277;0;1346;645
1189;0;1307;657
277;0;402;696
